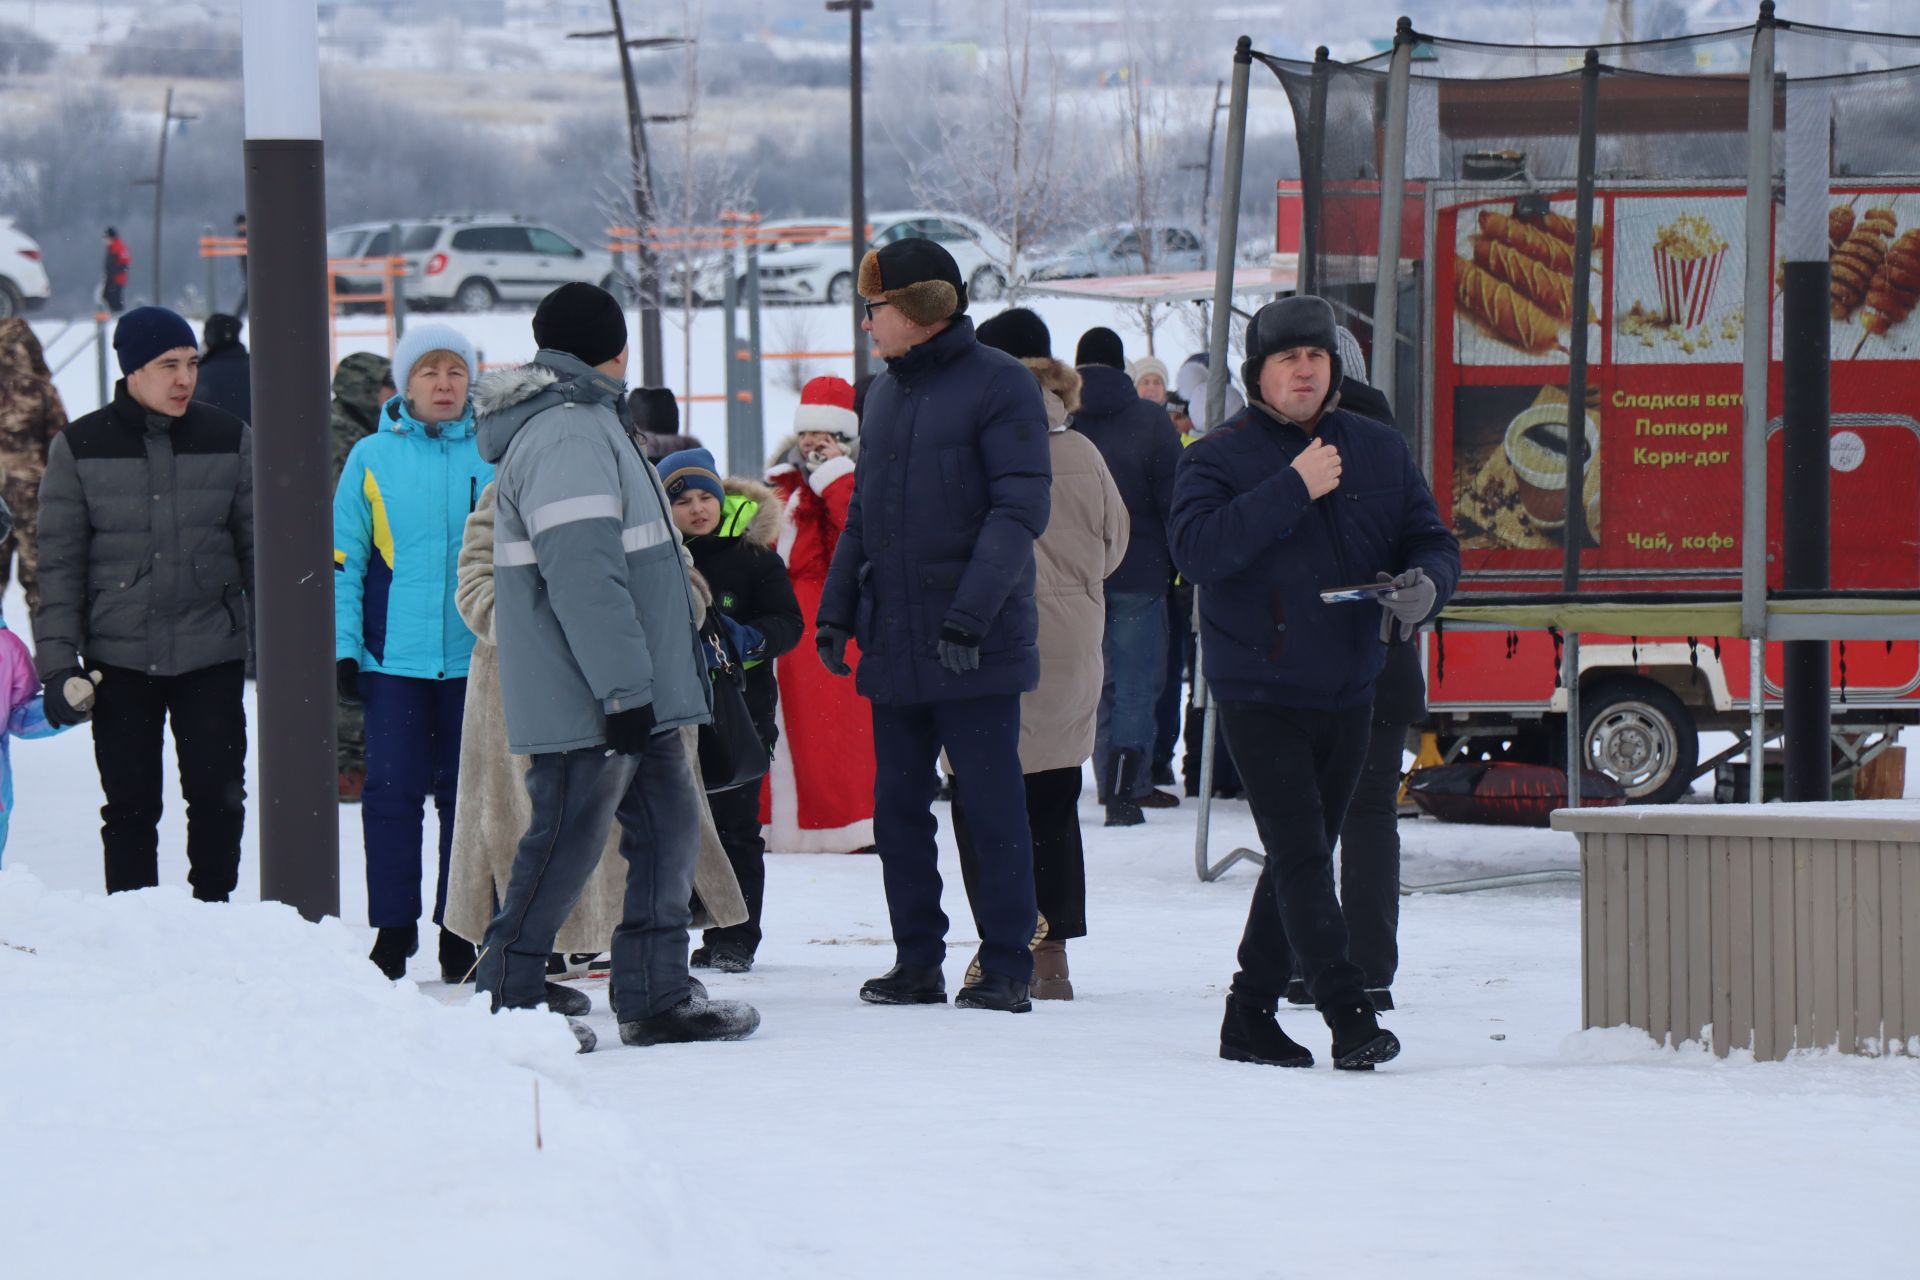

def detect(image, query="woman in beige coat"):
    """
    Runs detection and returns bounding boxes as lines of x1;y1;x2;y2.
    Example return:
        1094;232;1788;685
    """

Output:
953;309;1129;1000
441;484;746;969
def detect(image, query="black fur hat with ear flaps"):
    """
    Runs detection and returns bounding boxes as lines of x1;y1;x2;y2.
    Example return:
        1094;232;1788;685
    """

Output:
857;237;967;327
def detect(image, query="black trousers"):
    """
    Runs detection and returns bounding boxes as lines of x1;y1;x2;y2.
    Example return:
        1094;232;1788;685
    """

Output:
1332;718;1409;991
1218;701;1370;1011
870;695;1036;982
952;765;1087;941
93;661;248;902
701;781;767;956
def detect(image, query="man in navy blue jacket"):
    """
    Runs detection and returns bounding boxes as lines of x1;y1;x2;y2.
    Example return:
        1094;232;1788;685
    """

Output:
817;238;1053;1013
1170;296;1459;1070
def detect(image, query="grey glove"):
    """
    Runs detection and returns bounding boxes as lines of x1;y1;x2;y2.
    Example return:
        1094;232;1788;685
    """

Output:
1377;568;1436;643
937;622;981;675
816;622;853;677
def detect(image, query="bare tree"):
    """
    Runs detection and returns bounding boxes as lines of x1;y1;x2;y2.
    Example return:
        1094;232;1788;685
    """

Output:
887;0;1092;296
1108;47;1181;356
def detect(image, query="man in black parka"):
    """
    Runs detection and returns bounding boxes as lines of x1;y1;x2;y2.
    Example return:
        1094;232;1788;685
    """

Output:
33;306;255;901
817;237;1052;1013
1170;296;1458;1071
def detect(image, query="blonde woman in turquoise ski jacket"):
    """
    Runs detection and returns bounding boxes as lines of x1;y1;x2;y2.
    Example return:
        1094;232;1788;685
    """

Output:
333;324;494;983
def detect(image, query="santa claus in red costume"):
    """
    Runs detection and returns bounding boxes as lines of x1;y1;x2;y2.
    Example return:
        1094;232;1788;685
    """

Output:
761;376;876;852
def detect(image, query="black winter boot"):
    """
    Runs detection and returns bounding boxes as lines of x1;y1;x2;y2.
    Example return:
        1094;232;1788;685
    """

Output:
1327;1000;1402;1071
438;929;478;985
541;982;592;1017
859;963;947;1005
1365;987;1396;1012
369;924;418;981
699;943;754;974
619;995;761;1046
1219;993;1315;1067
1104;752;1144;827
955;971;1032;1013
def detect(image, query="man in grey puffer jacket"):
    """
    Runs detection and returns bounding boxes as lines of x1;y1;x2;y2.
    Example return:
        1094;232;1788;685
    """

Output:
33;306;254;901
472;282;757;1050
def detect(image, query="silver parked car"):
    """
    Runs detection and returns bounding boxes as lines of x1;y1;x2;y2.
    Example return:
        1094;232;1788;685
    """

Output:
1024;224;1207;282
328;215;617;312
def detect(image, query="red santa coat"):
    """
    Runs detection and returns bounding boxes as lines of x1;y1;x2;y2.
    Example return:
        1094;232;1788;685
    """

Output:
761;443;875;852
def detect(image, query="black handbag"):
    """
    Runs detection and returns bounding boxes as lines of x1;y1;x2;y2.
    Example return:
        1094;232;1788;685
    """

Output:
697;621;771;794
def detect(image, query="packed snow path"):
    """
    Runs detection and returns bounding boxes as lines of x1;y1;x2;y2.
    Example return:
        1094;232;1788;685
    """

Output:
2;680;1915;1276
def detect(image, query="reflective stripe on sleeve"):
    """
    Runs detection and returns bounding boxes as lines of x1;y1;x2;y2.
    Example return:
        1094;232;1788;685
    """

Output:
525;494;623;537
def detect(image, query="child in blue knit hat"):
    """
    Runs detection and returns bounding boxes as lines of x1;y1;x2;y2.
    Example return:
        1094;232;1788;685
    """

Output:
660;446;803;972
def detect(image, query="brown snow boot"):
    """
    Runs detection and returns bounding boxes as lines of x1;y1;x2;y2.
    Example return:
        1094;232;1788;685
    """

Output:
1031;939;1073;1000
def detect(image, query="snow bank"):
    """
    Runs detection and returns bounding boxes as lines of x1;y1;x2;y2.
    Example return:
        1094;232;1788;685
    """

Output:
0;869;715;1275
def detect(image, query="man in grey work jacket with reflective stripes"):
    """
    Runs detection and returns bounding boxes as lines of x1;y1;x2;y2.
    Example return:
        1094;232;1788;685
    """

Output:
471;283;757;1050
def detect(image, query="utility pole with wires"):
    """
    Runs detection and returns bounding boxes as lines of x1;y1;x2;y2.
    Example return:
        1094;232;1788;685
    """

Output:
132;86;199;307
828;0;874;382
567;3;691;387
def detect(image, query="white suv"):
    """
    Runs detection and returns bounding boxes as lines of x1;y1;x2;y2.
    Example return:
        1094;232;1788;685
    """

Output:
755;211;1011;306
0;218;52;318
330;215;617;312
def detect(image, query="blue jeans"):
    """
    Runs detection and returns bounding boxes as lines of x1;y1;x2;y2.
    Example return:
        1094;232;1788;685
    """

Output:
1095;590;1168;797
359;672;466;929
475;729;701;1018
870;694;1037;982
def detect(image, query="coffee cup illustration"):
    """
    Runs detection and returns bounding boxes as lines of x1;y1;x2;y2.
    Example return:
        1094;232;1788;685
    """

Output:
1503;403;1600;530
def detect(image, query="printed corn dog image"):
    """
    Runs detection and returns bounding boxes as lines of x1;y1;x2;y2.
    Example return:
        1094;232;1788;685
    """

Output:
1456;258;1563;353
1524;210;1608;254
1473;237;1590;321
1863;228;1920;336
1831;206;1895;320
1477;210;1575;274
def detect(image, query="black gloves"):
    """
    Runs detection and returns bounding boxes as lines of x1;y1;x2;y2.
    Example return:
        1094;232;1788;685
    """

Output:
816;622;853;677
1376;569;1437;643
604;703;657;755
937;622;982;675
337;658;362;704
43;667;96;728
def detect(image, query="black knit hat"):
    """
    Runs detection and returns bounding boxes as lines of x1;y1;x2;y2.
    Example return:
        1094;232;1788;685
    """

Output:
1242;295;1343;409
113;306;198;375
534;282;628;368
976;308;1052;360
857;237;967;325
629;386;679;437
1074;326;1126;370
203;313;243;353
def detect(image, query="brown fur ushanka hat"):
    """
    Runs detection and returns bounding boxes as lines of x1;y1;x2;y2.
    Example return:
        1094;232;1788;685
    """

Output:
857;237;968;326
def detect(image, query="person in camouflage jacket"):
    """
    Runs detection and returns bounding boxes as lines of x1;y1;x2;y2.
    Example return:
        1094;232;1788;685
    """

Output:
330;351;394;798
0;319;68;615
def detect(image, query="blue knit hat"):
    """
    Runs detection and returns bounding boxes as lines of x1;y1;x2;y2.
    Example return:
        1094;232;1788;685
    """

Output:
391;322;477;387
658;447;725;504
113;306;198;375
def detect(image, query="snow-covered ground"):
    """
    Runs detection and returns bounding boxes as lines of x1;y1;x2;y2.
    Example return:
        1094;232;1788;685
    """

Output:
3;653;1918;1275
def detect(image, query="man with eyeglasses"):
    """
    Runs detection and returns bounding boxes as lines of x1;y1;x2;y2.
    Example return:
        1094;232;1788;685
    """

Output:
816;237;1052;1013
1169;296;1459;1071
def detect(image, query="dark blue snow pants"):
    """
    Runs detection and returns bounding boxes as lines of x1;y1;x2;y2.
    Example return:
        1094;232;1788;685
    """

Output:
870;693;1037;983
359;672;466;929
